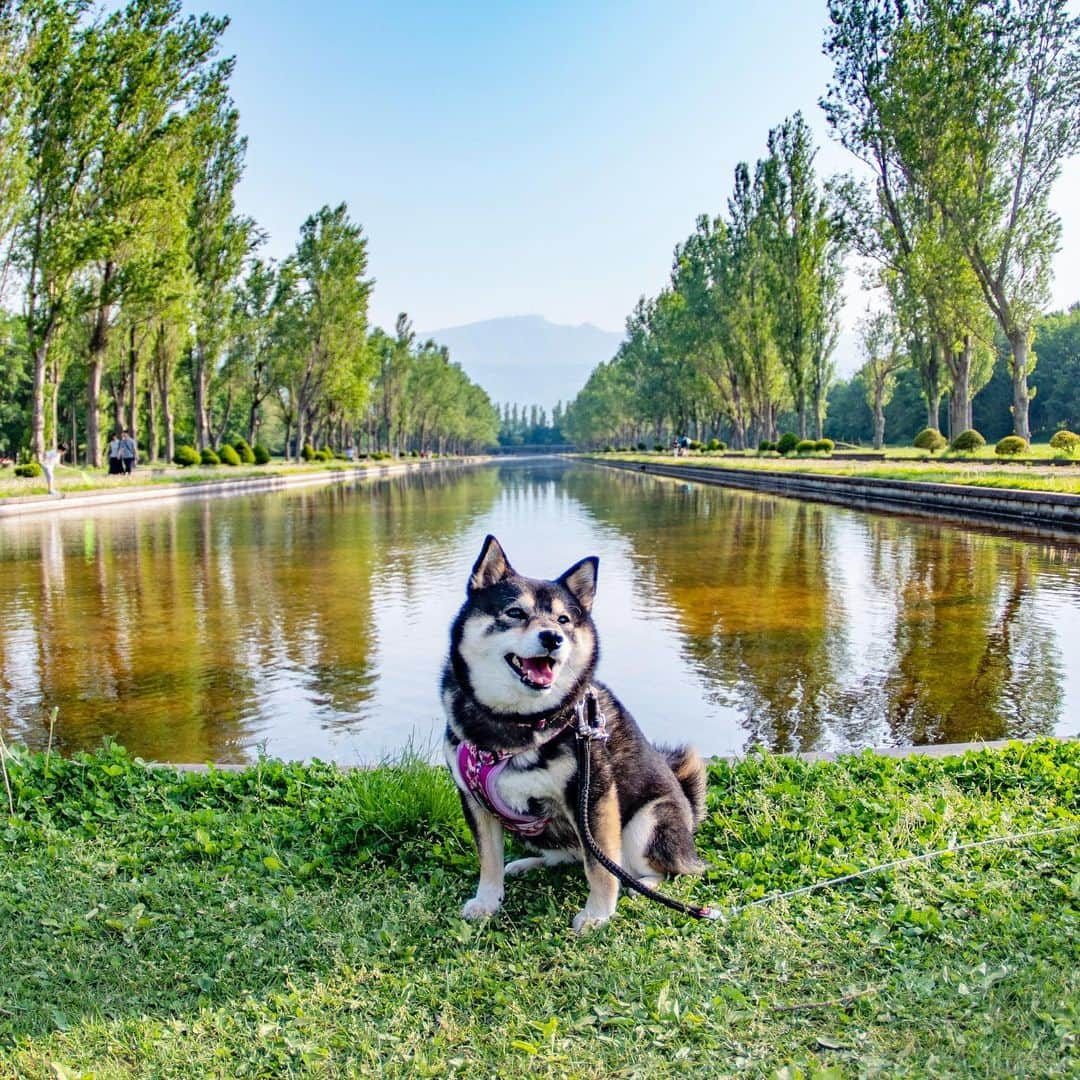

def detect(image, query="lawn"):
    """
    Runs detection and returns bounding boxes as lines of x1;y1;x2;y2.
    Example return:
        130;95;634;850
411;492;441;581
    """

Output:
591;451;1080;497
0;458;399;501
0;740;1077;1077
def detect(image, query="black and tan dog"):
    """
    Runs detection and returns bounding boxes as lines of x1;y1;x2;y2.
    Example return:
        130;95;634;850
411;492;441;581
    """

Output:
442;535;706;931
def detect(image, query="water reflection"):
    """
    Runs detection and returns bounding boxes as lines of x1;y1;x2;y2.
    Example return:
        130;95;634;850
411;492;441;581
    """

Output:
562;466;1079;754
1;460;1077;761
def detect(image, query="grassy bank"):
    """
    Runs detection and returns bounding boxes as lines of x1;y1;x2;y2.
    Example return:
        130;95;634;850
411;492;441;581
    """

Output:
588;452;1080;496
0;457;447;501
0;742;1077;1077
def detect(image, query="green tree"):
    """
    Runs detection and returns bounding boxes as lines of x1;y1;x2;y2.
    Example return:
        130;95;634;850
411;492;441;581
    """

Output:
276;203;372;459
759;113;844;438
857;308;907;449
881;0;1080;439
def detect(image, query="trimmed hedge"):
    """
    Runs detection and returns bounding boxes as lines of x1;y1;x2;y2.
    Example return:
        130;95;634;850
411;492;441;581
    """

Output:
814;438;834;454
232;438;256;464
253;444;271;465
218;444;242;466
994;435;1028;457
200;448;220;466
301;444;317;461
15;461;42;478
950;429;986;453
914;428;948;453
1049;429;1080;456
173;445;200;467
776;432;800;455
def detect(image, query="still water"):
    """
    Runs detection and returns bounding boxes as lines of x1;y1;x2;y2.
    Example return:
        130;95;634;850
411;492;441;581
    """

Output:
1;460;1078;763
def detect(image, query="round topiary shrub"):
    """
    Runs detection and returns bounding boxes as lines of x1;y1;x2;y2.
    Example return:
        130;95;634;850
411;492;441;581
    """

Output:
218;443;241;466
602;445;614;453
758;439;775;453
233;438;256;464
814;438;835;454
15;461;42;478
950;429;986;453
914;427;948;453
200;447;220;466
253;443;271;465
707;438;726;452
173;445;200;467
995;435;1028;457
301;443;316;461
636;441;647;451
795;439;817;454
317;447;334;461
776;432;800;455
653;443;664;453
1049;429;1080;456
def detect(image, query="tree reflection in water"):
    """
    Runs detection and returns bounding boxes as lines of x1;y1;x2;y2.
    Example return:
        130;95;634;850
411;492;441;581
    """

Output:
0;461;1076;761
563;466;1074;754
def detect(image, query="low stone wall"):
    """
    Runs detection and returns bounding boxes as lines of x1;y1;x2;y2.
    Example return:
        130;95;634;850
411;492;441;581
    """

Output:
599;459;1080;534
0;457;485;521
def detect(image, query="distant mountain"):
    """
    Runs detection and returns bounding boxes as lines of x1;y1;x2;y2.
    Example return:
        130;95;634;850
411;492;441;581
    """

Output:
420;315;623;413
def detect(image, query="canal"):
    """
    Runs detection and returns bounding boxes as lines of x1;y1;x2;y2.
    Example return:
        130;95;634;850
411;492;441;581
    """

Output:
1;459;1078;762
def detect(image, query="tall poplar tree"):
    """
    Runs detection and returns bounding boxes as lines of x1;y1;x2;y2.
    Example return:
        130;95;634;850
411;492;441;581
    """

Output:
882;0;1080;440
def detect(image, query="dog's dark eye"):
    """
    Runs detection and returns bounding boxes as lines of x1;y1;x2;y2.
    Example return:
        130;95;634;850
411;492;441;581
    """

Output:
557;615;571;625
506;607;527;620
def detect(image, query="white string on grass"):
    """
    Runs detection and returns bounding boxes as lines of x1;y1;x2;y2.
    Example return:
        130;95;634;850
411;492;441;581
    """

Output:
709;821;1080;922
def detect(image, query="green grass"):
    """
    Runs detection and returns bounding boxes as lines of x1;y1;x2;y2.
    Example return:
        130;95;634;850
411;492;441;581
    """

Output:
0;458;400;500
591;452;1080;496
0;740;1077;1077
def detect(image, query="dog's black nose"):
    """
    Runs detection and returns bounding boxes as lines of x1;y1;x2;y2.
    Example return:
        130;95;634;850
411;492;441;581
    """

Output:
538;630;563;652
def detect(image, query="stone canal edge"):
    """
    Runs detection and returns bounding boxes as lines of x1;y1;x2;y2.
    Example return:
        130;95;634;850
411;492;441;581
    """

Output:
597;458;1080;535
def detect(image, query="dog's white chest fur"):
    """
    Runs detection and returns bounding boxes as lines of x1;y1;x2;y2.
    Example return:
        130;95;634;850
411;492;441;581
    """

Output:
496;749;576;819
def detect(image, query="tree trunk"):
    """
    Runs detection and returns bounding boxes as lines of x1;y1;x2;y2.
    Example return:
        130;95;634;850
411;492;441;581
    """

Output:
87;351;106;468
127;325;139;438
192;343;210;451
873;386;886;450
155;326;175;463
145;382;157;463
247;402;260;446
30;339;48;459
946;335;972;438
1009;330;1032;441
295;412;306;462
926;391;942;432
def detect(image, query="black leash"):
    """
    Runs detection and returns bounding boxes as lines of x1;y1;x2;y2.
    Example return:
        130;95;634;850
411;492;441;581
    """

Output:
573;691;719;921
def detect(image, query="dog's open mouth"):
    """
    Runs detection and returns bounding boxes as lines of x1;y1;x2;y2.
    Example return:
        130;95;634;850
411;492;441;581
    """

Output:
506;653;559;690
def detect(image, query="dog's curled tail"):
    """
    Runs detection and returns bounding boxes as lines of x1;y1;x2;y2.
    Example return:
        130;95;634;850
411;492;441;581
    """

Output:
663;745;707;827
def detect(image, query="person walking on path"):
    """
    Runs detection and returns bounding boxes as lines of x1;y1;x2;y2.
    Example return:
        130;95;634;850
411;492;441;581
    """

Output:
118;430;137;475
107;432;123;475
41;443;67;496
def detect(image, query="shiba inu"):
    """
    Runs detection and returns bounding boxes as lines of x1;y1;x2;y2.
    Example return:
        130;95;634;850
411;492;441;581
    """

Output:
442;535;707;932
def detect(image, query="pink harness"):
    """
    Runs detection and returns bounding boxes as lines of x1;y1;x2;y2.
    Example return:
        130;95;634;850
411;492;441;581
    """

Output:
456;719;572;838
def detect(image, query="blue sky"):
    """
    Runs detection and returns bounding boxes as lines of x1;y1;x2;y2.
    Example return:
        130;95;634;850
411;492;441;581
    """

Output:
188;0;1080;362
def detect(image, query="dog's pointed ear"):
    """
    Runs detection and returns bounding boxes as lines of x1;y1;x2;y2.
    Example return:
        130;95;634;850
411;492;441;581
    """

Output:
469;535;513;592
558;556;598;613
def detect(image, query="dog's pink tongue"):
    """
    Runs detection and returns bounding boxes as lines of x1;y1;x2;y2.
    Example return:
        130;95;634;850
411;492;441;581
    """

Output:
521;657;556;687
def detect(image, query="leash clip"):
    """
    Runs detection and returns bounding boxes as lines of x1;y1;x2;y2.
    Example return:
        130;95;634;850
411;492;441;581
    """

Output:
575;690;609;741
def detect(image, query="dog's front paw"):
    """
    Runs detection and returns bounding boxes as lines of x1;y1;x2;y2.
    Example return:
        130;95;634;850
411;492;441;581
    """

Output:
505;856;545;877
461;895;502;920
572;907;614;934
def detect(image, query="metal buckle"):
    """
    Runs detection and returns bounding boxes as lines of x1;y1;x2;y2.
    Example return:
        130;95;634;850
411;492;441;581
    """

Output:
575;690;609;741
